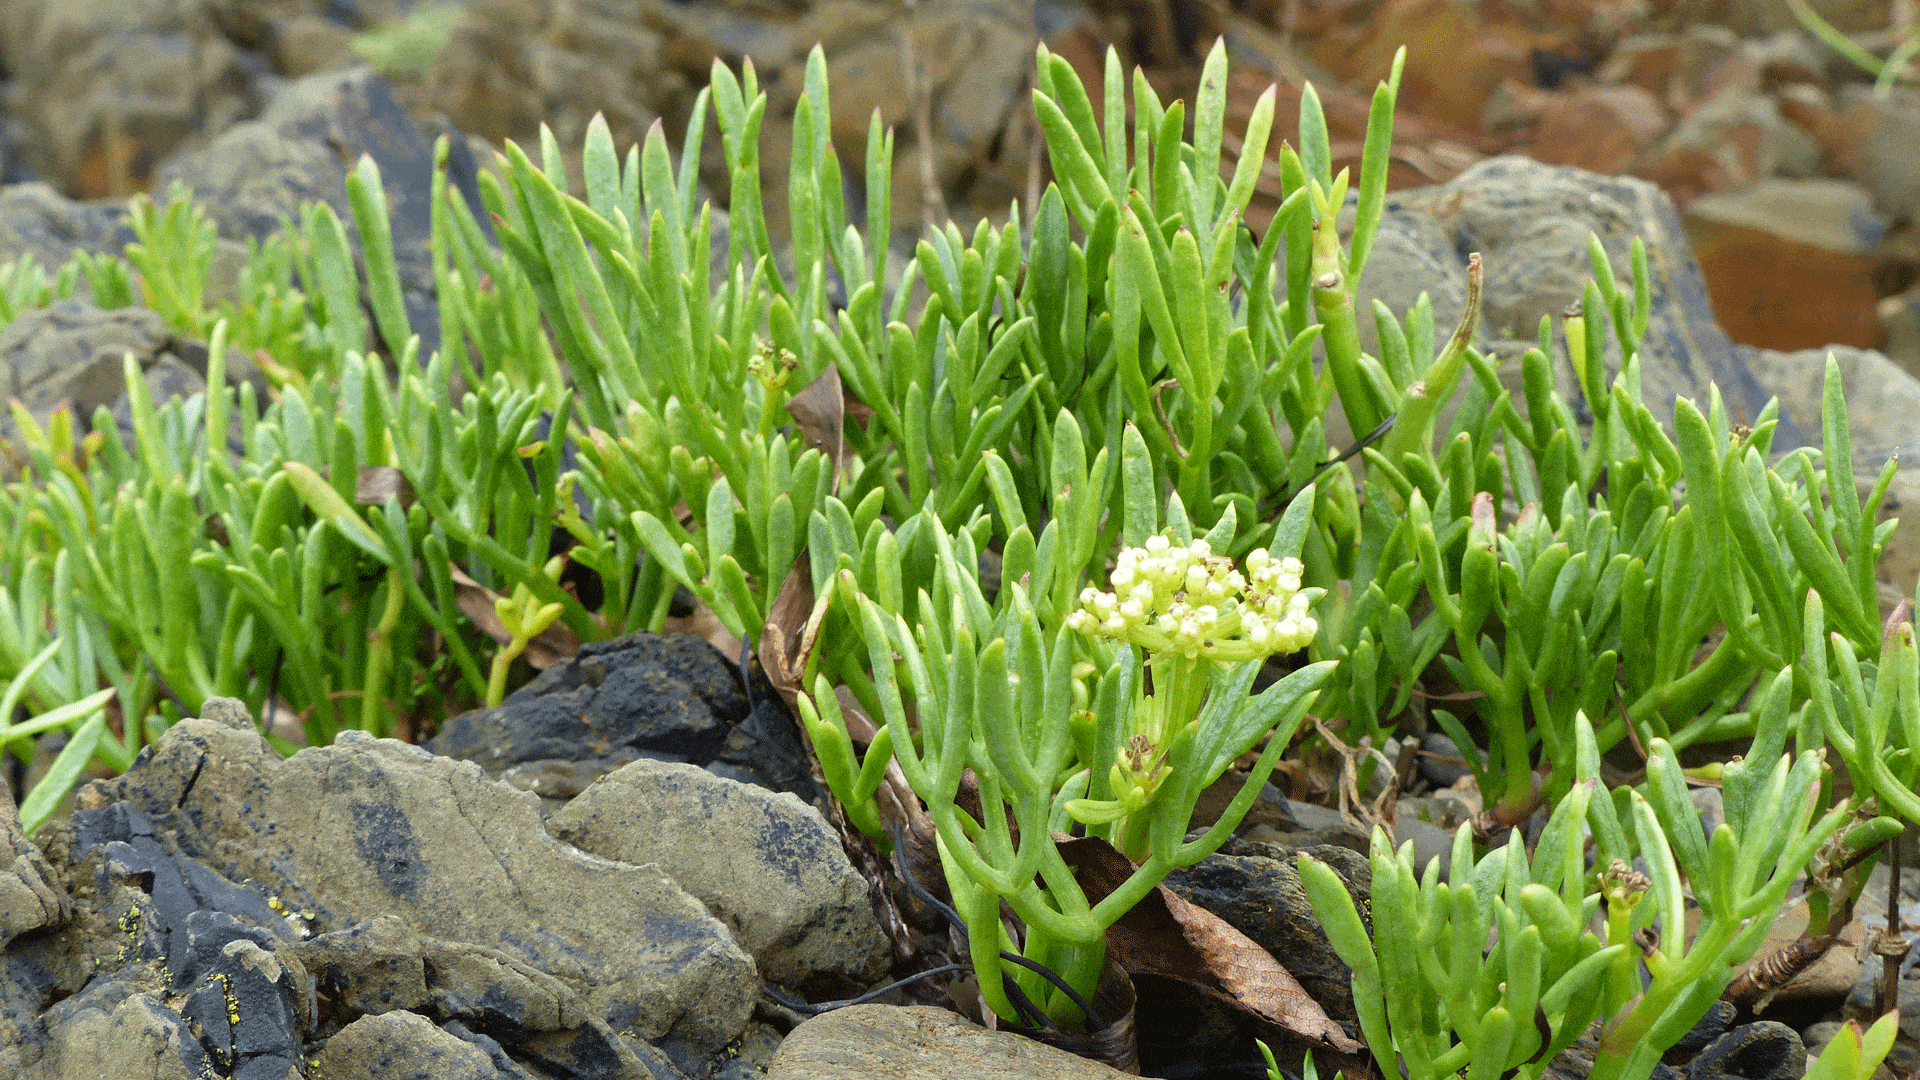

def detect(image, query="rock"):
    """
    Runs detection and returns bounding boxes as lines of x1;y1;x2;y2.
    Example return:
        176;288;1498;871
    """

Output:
1729;894;1862;1013
1162;844;1367;1021
1596;33;1682;97
1356;155;1811;447
1391;798;1460;874
35;968;218;1080
313;1010;517;1080
1717;0;1891;38
1524;84;1670;175
0;182;135;275
767;1004;1134;1080
1;0;261;197
152;66;491;355
1238;797;1370;854
0;794;69;951
546;757;890;987
1832;87;1920;223
1666;1001;1738;1065
802;0;1036;226
79;718;760;1051
1418;731;1480;788
1687;1021;1807;1080
0;299;262;476
428;0;669;157
428;630;820;808
0;301;182;458
1684;178;1886;349
204;0;386;78
1885;287;1920;382
1307;0;1547;134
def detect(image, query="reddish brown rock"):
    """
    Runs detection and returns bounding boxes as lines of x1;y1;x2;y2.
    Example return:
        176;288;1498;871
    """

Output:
1684;177;1887;350
1525;84;1670;174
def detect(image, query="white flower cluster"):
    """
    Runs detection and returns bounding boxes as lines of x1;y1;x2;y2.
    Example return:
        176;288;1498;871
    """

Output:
1065;536;1318;660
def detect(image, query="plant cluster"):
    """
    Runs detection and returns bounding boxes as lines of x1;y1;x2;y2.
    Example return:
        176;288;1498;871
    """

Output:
0;35;1912;1080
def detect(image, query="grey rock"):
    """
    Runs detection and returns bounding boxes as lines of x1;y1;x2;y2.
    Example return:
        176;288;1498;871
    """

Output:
548;757;889;986
290;914;687;1079
1737;343;1920;625
1687;1021;1806;1080
1163;844;1366;1021
293;915;431;1018
1739;344;1920;469
314;1010;516;1080
1391;798;1460;876
0;797;69;951
197;695;257;733
152;66;491;355
767;1004;1134;1080
429;631;820;809
35;968;217;1080
83;718;759;1050
1337;155;1801;445
1835;85;1920;223
1;0;260;195
0;299;259;477
1418;731;1480;788
0;182;135;275
428;632;747;773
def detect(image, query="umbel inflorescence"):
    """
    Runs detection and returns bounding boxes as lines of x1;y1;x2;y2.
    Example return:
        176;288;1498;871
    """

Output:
1066;536;1321;661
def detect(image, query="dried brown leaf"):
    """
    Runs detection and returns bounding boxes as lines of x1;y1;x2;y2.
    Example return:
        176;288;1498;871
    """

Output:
447;564;581;670
1057;836;1360;1053
784;363;851;488
354;465;413;507
759;557;818;711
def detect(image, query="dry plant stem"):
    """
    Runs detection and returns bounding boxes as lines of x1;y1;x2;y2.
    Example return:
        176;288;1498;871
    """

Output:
1879;839;1906;1015
1725;932;1837;1008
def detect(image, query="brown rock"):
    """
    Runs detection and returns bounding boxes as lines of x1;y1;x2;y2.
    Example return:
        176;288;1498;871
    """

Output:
1526;84;1670;174
428;0;669;158
1637;87;1808;203
1311;0;1544;133
1684;178;1886;349
1833;87;1920;221
768;1005;1135;1080
1597;33;1682;98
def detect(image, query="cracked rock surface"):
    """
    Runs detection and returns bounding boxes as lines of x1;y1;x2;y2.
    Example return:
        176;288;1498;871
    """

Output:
0;643;887;1079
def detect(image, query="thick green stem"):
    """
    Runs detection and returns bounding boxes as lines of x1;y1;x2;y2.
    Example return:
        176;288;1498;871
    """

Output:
361;566;406;735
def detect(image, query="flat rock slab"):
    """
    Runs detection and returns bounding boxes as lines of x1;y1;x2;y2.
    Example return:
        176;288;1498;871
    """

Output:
83;718;757;1049
768;1005;1135;1080
547;758;888;986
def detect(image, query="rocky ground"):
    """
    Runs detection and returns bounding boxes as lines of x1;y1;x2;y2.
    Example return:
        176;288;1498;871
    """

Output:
5;0;1920;1078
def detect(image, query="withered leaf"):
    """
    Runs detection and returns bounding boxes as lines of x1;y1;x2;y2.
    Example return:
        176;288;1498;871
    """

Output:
783;362;876;489
759;557;819;712
1057;835;1360;1053
447;564;581;670
354;466;413;508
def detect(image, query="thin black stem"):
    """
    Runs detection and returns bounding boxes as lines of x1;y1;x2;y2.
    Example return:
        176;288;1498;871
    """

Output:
887;824;1108;1031
760;963;967;1015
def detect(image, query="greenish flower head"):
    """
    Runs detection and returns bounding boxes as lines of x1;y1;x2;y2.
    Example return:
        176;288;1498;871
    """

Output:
1066;536;1320;662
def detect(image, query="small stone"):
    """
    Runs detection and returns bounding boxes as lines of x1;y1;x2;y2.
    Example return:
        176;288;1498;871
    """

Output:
1418;732;1481;788
768;1004;1134;1080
